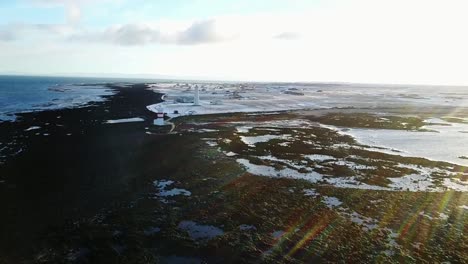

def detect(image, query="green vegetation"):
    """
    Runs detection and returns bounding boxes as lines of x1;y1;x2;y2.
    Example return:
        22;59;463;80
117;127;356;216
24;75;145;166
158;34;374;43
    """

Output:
35;112;468;263
308;113;428;131
442;117;468;124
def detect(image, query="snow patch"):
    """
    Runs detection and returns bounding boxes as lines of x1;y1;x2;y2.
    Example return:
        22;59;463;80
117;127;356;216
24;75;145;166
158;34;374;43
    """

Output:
205;141;218;147
322;196;342;208
106;117;144;124
305;154;335;162
153;180;191;197
272;230;285;239
239;224;256;231
24;126;41;131
178;221;224;241
143;227;161;236
338;119;468;166
240;134;291;147
303;188;319;197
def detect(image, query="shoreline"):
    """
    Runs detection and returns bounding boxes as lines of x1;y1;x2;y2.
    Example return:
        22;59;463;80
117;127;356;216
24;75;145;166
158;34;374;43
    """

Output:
0;82;466;262
0;76;118;122
0;83;166;261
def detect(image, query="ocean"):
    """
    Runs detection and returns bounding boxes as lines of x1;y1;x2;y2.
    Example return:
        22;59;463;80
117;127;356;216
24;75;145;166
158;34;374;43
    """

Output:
0;75;132;121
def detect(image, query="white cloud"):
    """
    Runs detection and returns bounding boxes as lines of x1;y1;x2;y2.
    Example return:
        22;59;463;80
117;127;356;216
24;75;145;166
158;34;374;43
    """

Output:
3;0;468;84
0;23;75;42
70;20;227;45
176;20;222;45
0;30;15;41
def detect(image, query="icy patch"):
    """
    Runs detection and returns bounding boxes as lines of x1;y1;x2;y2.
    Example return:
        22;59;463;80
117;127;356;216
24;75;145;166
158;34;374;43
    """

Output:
159;188;191;197
438;213;449;220
443;178;468;192
341;211;379;231
154;180;174;189
143;227;161;236
240;134;292;147
330;143;353;149
272;230;285;239
196;128;218;133
382;230;401;256
388;174;437;192
394;163;466;192
305;154;335;162
153;180;191;197
412;242;423;250
329;160;377;170
234;120;315;134
237;158;323;182
303;188;319;197
236;126;252;133
425;117;451;125
258;155;312;171
106;117;144;124
239;224;257;231
237;159;389;190
24;126;41;131
178;221;224;241
322;196;342;208
224;151;237;157
337;119;468;166
396;163;442;174
233;122;464;191
257;128;281;132
205;141;218;147
265;119;317;129
327;177;387;191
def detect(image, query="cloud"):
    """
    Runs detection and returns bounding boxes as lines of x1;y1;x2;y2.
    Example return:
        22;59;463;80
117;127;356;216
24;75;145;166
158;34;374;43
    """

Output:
0;30;15;42
0;19;225;46
176;20;221;45
71;20;225;46
0;23;74;43
82;24;161;45
274;32;300;40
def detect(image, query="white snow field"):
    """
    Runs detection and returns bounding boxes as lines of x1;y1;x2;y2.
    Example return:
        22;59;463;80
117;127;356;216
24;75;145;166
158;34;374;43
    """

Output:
147;82;468;118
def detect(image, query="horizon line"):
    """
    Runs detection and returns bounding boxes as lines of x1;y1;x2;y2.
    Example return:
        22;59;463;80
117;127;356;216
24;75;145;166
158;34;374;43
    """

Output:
1;72;467;88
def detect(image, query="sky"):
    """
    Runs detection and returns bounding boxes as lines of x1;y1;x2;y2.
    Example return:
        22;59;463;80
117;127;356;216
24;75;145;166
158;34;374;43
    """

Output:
0;0;468;85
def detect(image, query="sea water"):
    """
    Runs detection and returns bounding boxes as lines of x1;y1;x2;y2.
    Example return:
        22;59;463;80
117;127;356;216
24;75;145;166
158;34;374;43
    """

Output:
0;75;118;121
